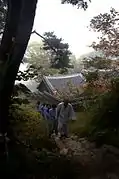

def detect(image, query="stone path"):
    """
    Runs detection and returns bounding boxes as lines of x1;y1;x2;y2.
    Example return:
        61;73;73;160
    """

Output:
54;136;119;179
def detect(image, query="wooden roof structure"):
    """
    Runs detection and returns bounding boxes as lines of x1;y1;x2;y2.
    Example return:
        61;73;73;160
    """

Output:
38;73;85;95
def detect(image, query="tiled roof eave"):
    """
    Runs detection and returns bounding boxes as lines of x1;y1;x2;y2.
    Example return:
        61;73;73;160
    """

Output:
43;76;56;93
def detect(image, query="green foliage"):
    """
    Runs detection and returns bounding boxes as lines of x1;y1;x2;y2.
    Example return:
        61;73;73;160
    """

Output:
43;31;72;69
16;34;77;81
83;56;112;70
17;42;60;81
91;78;119;131
61;0;90;10
76;78;119;147
69;112;91;136
8;104;86;178
11;97;30;105
9;104;56;151
68;77;119;147
85;71;98;83
90;8;119;57
26;42;59;80
26;42;51;68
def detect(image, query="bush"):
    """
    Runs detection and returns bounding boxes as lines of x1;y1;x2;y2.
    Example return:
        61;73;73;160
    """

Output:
9;104;56;151
70;78;119;147
83;78;119;147
11;97;30;105
8;104;86;179
69;112;92;137
91;79;119;130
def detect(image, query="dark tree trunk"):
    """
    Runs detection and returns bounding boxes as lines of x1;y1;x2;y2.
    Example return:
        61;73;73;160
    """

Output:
0;0;22;62
0;0;38;135
0;0;22;134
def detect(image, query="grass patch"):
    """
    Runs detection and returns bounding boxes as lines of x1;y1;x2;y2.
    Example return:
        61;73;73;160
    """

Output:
69;112;92;137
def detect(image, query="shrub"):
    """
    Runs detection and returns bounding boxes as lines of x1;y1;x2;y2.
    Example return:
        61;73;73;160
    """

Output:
84;77;119;146
8;104;85;179
70;78;119;147
9;104;56;151
69;112;92;137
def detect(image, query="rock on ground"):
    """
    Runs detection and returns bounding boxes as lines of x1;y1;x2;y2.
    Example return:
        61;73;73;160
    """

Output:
54;136;119;179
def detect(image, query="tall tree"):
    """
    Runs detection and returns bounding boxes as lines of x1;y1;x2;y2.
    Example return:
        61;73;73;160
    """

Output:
83;56;112;70
90;8;119;57
61;0;90;10
0;0;37;135
42;31;72;70
19;42;59;81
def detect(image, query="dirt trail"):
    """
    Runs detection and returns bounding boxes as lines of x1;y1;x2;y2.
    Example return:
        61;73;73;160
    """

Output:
54;136;119;179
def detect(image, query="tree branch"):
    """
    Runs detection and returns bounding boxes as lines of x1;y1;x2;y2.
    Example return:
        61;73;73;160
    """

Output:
31;30;58;54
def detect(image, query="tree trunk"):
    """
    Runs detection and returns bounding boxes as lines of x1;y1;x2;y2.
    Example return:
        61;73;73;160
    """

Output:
0;0;38;134
0;0;22;134
0;0;22;62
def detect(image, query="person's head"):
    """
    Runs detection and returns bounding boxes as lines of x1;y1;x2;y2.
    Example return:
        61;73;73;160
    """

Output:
63;98;69;107
52;104;56;109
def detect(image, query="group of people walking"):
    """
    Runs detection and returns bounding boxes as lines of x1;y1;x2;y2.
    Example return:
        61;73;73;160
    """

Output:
37;99;75;138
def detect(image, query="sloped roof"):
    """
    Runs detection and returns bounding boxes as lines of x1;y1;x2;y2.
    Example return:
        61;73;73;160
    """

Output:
13;83;32;96
42;73;85;93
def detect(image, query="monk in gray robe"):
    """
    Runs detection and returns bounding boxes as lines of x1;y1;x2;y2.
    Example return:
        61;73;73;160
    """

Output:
56;99;74;138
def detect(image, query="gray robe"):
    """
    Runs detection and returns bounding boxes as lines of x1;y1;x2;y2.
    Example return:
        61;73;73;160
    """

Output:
56;102;74;136
56;102;74;124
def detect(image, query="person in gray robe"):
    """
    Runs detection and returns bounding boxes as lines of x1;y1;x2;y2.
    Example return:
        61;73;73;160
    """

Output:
56;99;74;138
